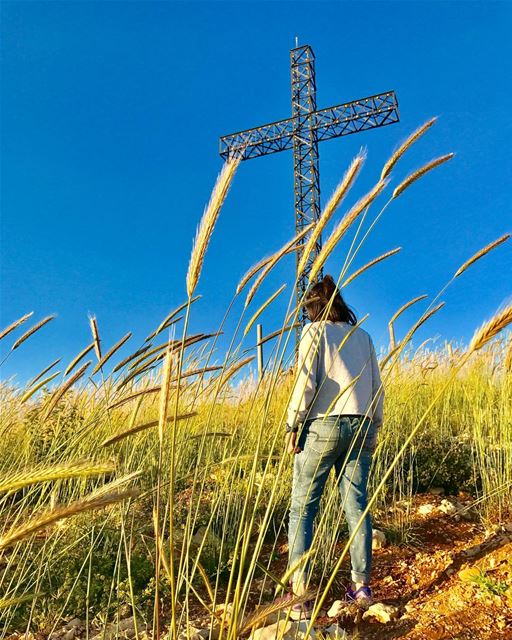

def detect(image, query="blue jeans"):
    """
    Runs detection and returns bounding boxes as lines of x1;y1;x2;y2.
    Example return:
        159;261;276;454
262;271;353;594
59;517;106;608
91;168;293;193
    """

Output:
288;414;375;586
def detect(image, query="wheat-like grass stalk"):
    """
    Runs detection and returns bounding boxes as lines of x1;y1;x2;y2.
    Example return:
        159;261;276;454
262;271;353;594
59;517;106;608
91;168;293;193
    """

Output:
505;338;512;373
245;224;313;307
91;332;132;375
0;312;34;341
0;460;115;493
127;343;176;372
469;303;512;353
27;358;61;388
117;359;163;389
101;412;197;447
43;361;91;420
309;180;387;281
389;294;429;326
159;350;175;442
392;153;454;199
255;323;300;347
64;343;94;376
0;594;40;610
186;156;240;298
119;334;217;388
215;356;255;393
381;117;437;180
11;315;56;351
237;590;315;636
236;246;297;295
388;294;428;349
113;362;222;407
112;345;152;373
342;247;401;287
454;233;510;278
297;151;366;276
84;471;142;499
21;371;61;403
401;302;446;348
145;295;201;342
89;315;102;360
243;284;286;337
0;489;138;550
108;385;161;410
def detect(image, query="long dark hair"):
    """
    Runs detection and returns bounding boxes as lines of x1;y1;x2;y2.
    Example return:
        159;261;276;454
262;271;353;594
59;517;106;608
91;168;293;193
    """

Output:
304;275;357;325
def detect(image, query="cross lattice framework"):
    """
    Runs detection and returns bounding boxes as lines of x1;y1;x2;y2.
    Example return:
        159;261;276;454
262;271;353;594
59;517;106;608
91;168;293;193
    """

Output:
220;45;399;340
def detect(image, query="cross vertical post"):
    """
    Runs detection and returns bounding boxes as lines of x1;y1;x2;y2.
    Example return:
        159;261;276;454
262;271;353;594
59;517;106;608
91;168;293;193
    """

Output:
291;46;322;341
219;44;399;345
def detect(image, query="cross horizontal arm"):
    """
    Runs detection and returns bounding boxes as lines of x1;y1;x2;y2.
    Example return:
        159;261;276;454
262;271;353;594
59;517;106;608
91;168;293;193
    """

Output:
220;118;295;161
314;91;399;142
220;91;399;161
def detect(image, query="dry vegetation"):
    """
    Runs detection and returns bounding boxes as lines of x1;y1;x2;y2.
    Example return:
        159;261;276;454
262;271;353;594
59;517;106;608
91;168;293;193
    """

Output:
0;119;511;639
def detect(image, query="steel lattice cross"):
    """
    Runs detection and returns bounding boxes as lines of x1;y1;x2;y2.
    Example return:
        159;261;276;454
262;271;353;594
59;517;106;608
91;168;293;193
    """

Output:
220;45;399;340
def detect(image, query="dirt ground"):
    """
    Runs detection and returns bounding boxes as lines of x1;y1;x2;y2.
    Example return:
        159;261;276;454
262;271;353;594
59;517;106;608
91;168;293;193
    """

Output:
6;494;512;639
189;492;512;640
243;492;512;640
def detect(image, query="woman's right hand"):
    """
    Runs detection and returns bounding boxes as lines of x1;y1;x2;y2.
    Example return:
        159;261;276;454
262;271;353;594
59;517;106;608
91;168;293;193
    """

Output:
286;432;302;455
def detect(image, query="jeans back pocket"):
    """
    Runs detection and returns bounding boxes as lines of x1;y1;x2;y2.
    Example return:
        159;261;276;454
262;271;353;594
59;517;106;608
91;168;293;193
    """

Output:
350;416;375;454
305;416;341;456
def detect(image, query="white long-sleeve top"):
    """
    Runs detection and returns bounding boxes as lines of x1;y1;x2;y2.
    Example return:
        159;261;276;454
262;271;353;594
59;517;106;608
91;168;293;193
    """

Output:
286;320;384;431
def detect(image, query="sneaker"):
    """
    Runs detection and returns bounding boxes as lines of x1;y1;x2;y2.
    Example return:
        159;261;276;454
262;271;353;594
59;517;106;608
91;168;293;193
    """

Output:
289;598;314;620
345;585;373;607
273;582;314;620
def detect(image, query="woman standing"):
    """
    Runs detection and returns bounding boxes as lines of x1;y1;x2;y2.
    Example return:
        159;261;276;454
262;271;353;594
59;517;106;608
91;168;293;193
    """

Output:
283;274;384;619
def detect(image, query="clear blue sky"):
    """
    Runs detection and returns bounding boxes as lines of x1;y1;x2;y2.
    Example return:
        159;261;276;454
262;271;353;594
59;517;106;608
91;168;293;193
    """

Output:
1;0;511;383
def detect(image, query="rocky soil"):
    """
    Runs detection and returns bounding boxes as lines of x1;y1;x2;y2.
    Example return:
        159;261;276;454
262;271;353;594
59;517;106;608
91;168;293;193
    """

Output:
6;493;512;640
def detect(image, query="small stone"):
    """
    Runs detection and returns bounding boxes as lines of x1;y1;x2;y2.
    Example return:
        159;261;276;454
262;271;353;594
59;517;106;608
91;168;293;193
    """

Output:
192;526;208;544
418;503;436;515
251;619;316;640
362;602;399;624
214;601;234;623
439;499;458;515
327;600;345;618
177;626;205;640
372;529;387;550
64;619;82;631
430;487;444;495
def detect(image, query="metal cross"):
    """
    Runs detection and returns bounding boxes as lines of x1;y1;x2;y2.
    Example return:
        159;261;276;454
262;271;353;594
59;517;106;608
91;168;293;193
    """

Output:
220;44;399;340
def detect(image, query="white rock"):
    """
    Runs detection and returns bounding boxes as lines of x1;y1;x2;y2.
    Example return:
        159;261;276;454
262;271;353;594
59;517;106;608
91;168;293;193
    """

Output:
372;529;387;549
362;602;399;624
251;619;316;640
439;499;458;515
90;616;146;640
418;503;436;515
326;600;345;618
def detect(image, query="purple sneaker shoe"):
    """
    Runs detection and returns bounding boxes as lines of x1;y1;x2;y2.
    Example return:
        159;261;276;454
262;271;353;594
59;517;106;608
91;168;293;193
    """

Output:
273;582;314;620
345;585;373;607
289;598;314;620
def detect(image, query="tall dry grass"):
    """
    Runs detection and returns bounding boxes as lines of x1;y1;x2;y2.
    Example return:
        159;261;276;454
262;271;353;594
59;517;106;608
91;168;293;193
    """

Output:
0;120;510;638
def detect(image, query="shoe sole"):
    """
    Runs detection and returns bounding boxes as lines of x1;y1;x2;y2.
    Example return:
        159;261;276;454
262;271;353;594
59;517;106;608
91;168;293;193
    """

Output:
289;607;312;620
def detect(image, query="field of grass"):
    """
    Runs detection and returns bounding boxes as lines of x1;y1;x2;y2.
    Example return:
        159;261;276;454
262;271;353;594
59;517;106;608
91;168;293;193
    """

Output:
1;119;511;638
